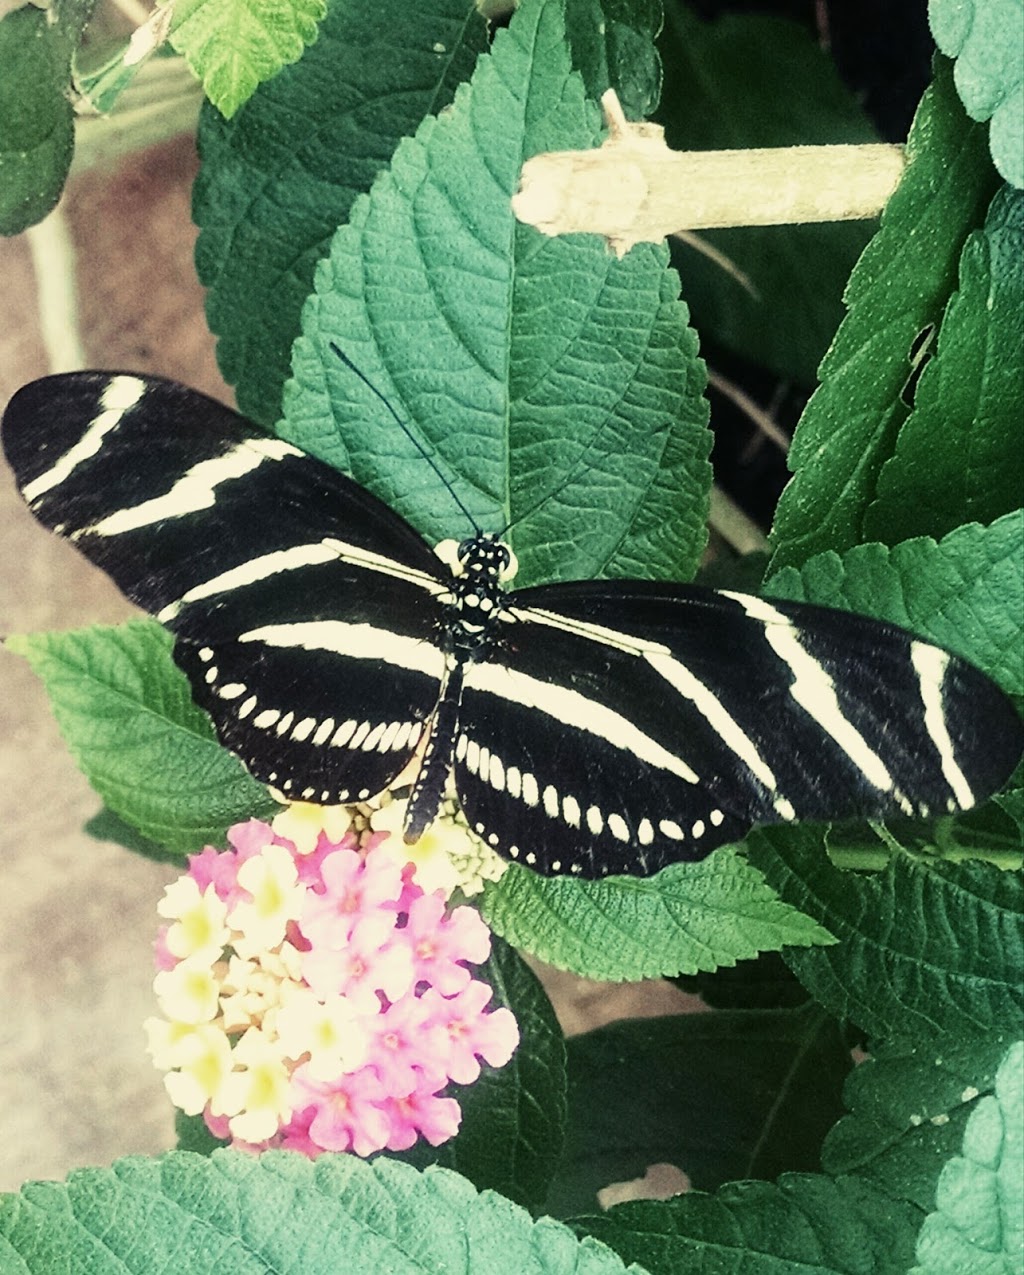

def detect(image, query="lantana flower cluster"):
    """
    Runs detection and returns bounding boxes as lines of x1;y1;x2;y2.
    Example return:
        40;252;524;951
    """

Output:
145;800;518;1156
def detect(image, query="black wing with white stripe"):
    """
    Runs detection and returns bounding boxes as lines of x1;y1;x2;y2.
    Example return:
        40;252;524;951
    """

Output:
3;373;447;805
4;372;1022;878
455;581;1021;875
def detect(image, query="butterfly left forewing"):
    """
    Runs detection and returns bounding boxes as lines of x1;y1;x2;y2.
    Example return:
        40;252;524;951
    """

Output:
3;372;450;805
454;581;1023;877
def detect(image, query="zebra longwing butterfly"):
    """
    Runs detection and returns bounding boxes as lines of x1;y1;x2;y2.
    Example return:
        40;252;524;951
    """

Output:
4;372;1021;877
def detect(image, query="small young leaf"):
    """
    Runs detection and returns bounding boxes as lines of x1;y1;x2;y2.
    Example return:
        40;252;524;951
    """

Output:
382;936;568;1212
565;0;663;120
765;512;1024;696
573;1173;921;1275
549;1006;850;1218
0;6;75;236
170;0;326;119
194;0;489;425
656;2;878;385
911;1039;1024;1274
6;621;276;853
478;849;834;982
823;1032;1013;1212
866;186;1024;543
0;1152;641;1273
284;0;713;589
929;0;1024;187
769;58;1000;572
747;825;1024;1042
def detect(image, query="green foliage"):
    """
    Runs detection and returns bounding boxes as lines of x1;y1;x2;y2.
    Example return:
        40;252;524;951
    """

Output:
929;0;1024;188
572;1174;922;1275
6;621;276;854
283;0;712;588
478;850;833;981
549;1006;851;1217
656;2;878;384
0;6;75;236
747;825;1024;1043
0;1152;642;1274
911;1039;1024;1274
194;0;490;426
822;1032;1013;1212
769;57;1001;572
169;0;326;119
866;186;1024;543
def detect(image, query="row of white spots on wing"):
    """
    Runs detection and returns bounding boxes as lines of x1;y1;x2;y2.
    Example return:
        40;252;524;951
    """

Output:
721;590;906;813
910;641;974;810
86;437;303;538
24;375;146;504
236;620;446;680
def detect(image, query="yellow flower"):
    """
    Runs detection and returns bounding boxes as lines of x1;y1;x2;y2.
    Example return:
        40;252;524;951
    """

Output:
153;958;221;1024
228;843;305;956
157;878;229;965
161;1024;236;1117
216;1027;293;1143
272;802;354;855
275;988;370;1079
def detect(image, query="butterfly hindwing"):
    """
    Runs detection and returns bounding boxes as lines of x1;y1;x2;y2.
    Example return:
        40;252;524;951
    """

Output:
453;581;1023;876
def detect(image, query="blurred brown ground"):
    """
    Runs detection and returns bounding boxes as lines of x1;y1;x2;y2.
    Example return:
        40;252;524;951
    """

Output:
0;135;695;1194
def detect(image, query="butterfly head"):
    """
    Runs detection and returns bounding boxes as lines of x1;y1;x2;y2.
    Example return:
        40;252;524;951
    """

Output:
435;533;518;585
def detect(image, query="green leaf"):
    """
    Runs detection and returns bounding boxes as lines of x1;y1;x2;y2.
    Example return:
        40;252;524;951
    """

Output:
747;825;1024;1041
565;0;663;121
769;58;1001;572
0;1151;644;1273
865;186;1024;543
175;1110;228;1156
823;1032;1014;1212
765;512;1024;696
929;0;1024;188
656;2;878;384
283;0;713;589
478;850;834;982
573;1173;921;1275
912;1039;1024;1274
6;621;276;854
549;1006;851;1218
0;5;75;236
194;0;489;426
381;936;568;1212
170;0;326;118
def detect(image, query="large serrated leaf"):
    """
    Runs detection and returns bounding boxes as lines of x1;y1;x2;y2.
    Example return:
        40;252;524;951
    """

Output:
769;58;1001;572
765;512;1024;696
0;1151;643;1273
912;1039;1024;1274
656;2;878;385
822;1032;1014;1213
865;186;1024;543
747;825;1024;1042
477;850;833;982
381;936;568;1213
170;0;326;119
282;0;712;590
6;621;275;853
929;0;1024;188
573;1173;921;1275
194;0;489;426
549;1006;850;1219
0;6;75;236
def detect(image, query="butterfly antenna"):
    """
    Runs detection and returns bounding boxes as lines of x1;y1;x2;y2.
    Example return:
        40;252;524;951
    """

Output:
329;342;479;534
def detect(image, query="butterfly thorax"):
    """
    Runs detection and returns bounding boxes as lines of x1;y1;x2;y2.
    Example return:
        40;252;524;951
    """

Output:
439;532;515;657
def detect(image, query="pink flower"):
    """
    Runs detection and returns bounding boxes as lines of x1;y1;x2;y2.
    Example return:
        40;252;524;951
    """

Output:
399;894;492;995
382;1084;461;1151
366;994;447;1095
291;1063;391;1157
420;983;520;1084
300;847;406;949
